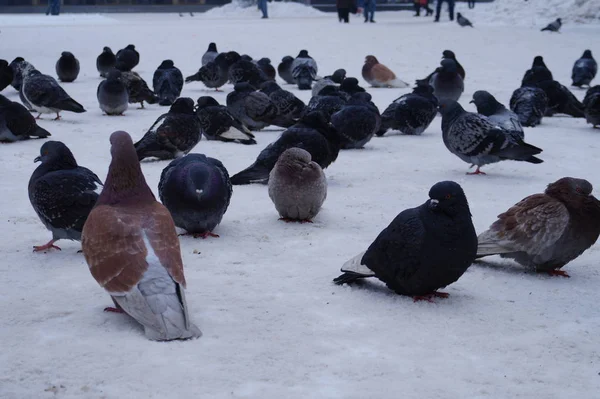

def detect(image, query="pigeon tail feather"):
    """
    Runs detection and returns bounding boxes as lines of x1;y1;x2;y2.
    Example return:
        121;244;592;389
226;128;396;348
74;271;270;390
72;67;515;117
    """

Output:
230;163;270;185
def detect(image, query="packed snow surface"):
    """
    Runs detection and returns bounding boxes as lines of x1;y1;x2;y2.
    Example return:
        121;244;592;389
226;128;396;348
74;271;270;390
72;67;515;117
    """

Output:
1;4;600;399
471;0;600;25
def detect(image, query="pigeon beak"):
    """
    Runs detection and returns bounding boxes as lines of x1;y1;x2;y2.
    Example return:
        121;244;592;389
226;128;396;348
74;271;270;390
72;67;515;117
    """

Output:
34;156;41;163
429;199;439;209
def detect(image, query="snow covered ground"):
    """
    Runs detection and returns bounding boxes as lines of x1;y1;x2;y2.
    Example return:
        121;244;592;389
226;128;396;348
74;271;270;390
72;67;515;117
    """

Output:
1;3;600;398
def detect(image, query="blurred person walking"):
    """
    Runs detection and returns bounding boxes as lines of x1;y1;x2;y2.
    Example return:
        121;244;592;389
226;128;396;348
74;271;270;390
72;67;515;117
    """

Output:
360;0;376;23
435;0;455;22
336;0;358;23
257;0;269;19
468;0;475;9
414;0;433;16
45;0;61;15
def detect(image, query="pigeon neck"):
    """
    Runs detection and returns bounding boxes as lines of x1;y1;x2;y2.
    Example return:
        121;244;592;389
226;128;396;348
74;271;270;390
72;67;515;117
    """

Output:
98;154;155;207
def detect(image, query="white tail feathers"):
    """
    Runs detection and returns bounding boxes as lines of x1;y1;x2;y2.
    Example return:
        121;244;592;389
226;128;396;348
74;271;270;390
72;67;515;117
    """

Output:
221;126;252;141
341;251;375;277
389;78;409;88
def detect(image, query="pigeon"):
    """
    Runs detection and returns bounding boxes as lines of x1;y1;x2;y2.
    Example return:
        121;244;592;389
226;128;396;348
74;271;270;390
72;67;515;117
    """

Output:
277;56;295;85
202;42;219;66
115;44;140;72
521;56;553;87
153;60;184;106
439;101;543;175
417;50;466;86
291;50;318;90
339;77;366;96
533;79;585;118
541;18;562;32
305;85;348;118
159;154;232;238
195;96;256;144
430;58;464;103
20;66;86;120
268;148;327;222
477;177;600;277
0;94;51;142
96;46;116;78
185;51;233;91
256;58;277;81
29;141;102;252
55;51;80;83
509;86;549;127
241;54;253;62
0;60;14;91
470;90;524;139
583;85;600;127
456;12;473;27
97;69;129;116
312;68;346;97
379;83;438;136
260;81;306;128
331;92;381;149
226;82;277;131
361;55;408;88
81;131;202;341
135;98;201;161
333;181;477;300
228;52;269;87
9;57;34;91
230;111;340;185
571;50;597;87
120;71;158;109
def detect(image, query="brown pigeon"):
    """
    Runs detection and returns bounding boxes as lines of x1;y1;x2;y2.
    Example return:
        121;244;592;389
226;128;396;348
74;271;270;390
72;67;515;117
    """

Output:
477;177;600;277
361;55;408;88
82;131;201;341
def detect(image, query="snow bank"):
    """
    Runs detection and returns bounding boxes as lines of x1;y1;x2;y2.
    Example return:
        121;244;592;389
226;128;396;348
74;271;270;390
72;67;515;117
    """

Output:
0;14;118;27
202;0;326;18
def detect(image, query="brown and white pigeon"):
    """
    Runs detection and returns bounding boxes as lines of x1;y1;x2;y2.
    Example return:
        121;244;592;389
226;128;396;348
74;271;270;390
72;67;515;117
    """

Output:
477;177;600;277
361;55;408;88
82;131;202;341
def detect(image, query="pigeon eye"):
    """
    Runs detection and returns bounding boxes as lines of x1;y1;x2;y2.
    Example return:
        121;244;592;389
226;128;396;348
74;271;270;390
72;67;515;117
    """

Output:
576;187;583;193
445;194;452;199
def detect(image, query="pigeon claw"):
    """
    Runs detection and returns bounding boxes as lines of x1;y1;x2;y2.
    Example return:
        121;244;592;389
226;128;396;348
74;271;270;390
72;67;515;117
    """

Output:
179;231;220;239
467;166;486;175
33;240;62;252
279;217;313;224
104;307;125;313
544;269;571;278
412;291;449;302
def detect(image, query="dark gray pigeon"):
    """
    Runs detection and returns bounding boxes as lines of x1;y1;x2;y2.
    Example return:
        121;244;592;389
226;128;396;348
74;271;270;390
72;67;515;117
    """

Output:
509;86;548;127
430;58;464;103
331;92;381;149
471;90;524;139
55;51;80;83
521;56;553;87
153;60;184;106
115;44;139;72
230;111;340;185
96;46;116;78
291;50;318;90
439;101;543;175
256;58;276;81
135;97;201;161
202;42;219;66
195;96;256;144
583;85;600;127
226;82;277;131
0;60;13;92
477;177;600;277
185;51;233;91
333;181;477;300
97;70;129;116
417;50;466;86
29;141;102;252
533;79;585;118
268;148;327;222
9;57;34;91
456;13;473;27
228;52;269;88
305;86;348;118
340;77;366;97
159;153;232;238
541;18;562;32
312;68;346;97
571;50;597;87
0;94;51;142
120;71;157;109
277;56;295;85
379;83;438;136
260;81;306;128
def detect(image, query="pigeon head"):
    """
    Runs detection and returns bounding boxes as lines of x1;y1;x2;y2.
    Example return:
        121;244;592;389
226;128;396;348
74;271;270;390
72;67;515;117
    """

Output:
331;69;346;84
437;100;464;118
0;60;7;68
12;57;25;64
106;69;122;81
470;90;502;116
281;56;294;63
260;81;281;94
317;85;339;96
103;46;112;53
442;50;456;60
440;58;458;73
277;147;312;167
196;96;220;109
457;13;462;18
349;92;373;105
125;44;136;50
340;77;365;94
207;42;217;52
532;56;546;68
241;55;253;62
257;58;271;66
169;97;195;115
428;181;471;216
61;51;75;59
582;50;593;59
159;60;175;69
546;178;594;200
364;55;379;65
225;51;241;64
297;50;310;58
413;81;434;94
557;18;562;23
234;82;257;93
34;141;77;168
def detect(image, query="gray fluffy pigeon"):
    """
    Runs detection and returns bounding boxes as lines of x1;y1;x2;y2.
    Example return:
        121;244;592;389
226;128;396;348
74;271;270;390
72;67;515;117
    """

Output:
97;69;129;116
260;81;306;128
333;181;477;300
471;90;524;139
195;96;256;144
379;83;438;136
277;56;295;85
439;101;543;175
571;50;597;87
541;18;562;32
509;86;548;127
115;44;139;72
256;58;277;81
268;148;327;222
533;79;585;118
312;68;346;97
120;71;157;109
228;52;269;87
456;13;473;27
185;52;234;91
291;50;318;90
0;94;51;142
202;42;219;66
153;60;184;106
430;58;464;103
29;141;102;252
477;177;600;277
331;92;381;149
55;51;80;83
522;56;553;87
96;47;116;78
583;85;600;127
159;154;232;238
226;82;277;131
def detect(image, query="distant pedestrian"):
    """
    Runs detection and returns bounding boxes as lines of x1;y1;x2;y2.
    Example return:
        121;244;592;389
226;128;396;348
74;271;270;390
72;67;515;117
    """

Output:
360;0;376;23
414;0;433;16
45;0;61;15
435;0;455;22
336;0;357;23
257;0;269;19
468;0;475;9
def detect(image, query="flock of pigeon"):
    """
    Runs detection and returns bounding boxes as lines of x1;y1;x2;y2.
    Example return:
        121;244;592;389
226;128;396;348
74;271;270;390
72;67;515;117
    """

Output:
1;38;600;341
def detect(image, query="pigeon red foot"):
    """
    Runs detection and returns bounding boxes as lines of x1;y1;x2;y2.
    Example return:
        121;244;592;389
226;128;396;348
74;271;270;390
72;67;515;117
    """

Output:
544;269;570;278
412;291;450;303
54;113;62;121
179;232;220;239
467;166;486;175
279;217;313;224
33;240;62;252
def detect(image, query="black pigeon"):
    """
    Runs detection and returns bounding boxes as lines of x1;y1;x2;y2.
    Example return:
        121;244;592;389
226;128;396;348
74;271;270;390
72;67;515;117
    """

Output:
153;60;184;106
120;71;157;108
339;77;366;96
0;94;51;142
456;13;473;27
471;90;524;139
260;81;306;128
226;82;277;131
509;86;548;127
0;60;14;91
115;44;140;72
96;46;116;78
97;69;129;116
305;86;348;118
572;50;597;87
9;57;34;91
417;50;465;86
277;56;295;85
312;68;346;97
439;101;543;175
333;181;477;300
521;56;553;87
159;154;232;238
533;80;585;118
185;52;233;91
241;54;253;62
379;83;438;136
195;96;256;144
256;58;277;81
28;141;102;252
583;86;600;127
331;92;381;149
230;111;340;185
55;51;80;83
202;42;219;66
228;52;269;87
541;18;562;32
291;50;318;90
430;58;464;102
135;97;202;161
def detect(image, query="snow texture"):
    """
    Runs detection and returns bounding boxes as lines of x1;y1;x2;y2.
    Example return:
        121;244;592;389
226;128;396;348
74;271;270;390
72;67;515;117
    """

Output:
1;3;600;399
203;0;326;18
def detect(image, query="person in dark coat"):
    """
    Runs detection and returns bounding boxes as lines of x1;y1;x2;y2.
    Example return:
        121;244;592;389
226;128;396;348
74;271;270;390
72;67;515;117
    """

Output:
435;0;455;22
468;0;476;9
337;0;357;23
45;0;61;15
414;0;433;16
